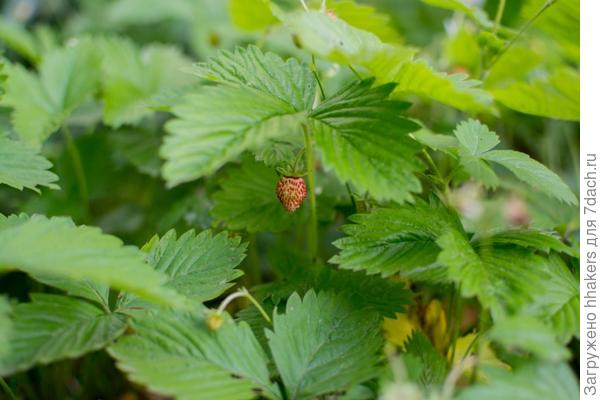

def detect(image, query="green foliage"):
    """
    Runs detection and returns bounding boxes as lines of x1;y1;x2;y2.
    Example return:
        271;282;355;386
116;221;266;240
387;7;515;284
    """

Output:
0;135;59;192
488;315;569;361
211;159;307;232
97;37;195;127
402;331;447;389
331;199;461;279
457;362;578;400
0;297;11;358
162;46;314;186
311;78;422;202
0;294;127;375
109;311;271;400
267;291;382;400
452;119;577;204
0;214;183;307
144;229;246;302
1;42;99;146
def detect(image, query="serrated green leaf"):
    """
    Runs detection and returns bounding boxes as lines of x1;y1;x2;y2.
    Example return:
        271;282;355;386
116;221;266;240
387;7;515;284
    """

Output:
211;159;307;233
191;46;315;112
331;199;461;279
98;37;195;127
161;47;315;186
488;316;569;361
109;311;273;400
311;79;423;203
456;362;578;400
454;119;499;156
0;214;184;307
402;331;447;389
1;41;100;145
144;229;246;302
437;229;553;318
266;291;381;399
482;149;577;205
0;294;127;376
0;136;59;192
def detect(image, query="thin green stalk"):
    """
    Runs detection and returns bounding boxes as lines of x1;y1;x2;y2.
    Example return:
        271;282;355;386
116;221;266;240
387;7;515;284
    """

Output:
303;123;318;261
348;65;362;80
0;376;18;400
421;149;451;204
62;125;89;219
493;0;506;34
487;0;557;70
311;55;326;100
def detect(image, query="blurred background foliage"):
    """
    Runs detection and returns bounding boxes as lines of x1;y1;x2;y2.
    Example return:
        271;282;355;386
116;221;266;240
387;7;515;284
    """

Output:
0;0;579;398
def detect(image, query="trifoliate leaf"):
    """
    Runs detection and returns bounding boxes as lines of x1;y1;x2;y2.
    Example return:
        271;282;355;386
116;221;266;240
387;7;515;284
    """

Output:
98;37;196;127
454;119;499;156
211;159;307;232
482;149;577;205
0;294;127;376
0;135;59;192
109;311;274;400
456;362;578;400
0;214;184;307
331;199;462;279
402;331;447;390
488;315;569;362
310;78;423;203
1;41;100;145
144;229;246;302
162;47;314;186
266;291;381;399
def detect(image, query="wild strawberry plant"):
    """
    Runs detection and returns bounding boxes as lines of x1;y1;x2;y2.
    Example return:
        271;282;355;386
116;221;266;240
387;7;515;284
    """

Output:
0;0;580;399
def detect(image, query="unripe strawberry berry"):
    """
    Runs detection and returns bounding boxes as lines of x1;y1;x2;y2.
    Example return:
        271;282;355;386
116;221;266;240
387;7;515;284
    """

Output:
276;176;307;212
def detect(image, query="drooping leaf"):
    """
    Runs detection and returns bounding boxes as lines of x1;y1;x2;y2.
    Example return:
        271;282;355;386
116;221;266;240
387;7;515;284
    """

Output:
490;68;579;121
98;37;196;127
457;362;578;400
0;17;39;63
310;78;423;203
488;315;569;362
0;294;127;376
211;159;307;233
482;149;577;205
278;10;492;112
1;41;100;145
109;311;274;400
330;199;461;279
0;135;59;192
266;291;382;400
0;214;184;307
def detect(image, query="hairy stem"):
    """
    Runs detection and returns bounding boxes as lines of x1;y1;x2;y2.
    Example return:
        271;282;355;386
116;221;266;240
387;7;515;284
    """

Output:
303;123;318;262
311;55;326;100
62;125;89;220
